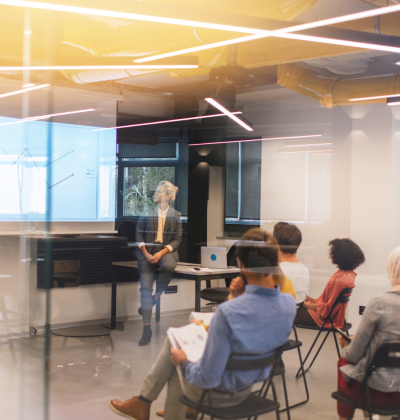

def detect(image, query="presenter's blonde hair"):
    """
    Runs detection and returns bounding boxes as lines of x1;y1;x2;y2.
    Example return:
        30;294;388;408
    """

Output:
387;246;400;286
158;181;178;201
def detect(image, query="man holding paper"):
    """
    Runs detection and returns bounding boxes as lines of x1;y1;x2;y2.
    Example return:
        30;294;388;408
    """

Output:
109;228;296;420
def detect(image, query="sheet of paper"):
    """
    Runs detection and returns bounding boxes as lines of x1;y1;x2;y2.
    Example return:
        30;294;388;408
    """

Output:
188;267;213;273
189;312;215;325
167;323;208;362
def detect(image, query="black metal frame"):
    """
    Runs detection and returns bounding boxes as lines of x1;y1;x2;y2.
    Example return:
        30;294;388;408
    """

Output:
295;287;354;379
332;342;400;420
180;349;283;420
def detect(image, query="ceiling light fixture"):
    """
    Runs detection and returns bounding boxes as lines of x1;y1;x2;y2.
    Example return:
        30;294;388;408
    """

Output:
0;108;95;127
279;149;332;154
3;0;400;64
387;96;400;106
0;65;198;71
285;142;332;147
349;93;400;102
92;111;243;131
0;83;49;99
189;134;322;146
205;98;253;131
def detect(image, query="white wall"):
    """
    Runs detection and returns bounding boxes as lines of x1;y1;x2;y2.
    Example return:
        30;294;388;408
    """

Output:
259;103;400;330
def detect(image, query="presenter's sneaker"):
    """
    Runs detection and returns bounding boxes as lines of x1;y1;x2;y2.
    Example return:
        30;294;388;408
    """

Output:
109;396;150;420
139;325;152;346
156;407;195;419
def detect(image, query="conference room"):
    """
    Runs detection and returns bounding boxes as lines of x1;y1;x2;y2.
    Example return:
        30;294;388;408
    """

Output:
0;1;400;419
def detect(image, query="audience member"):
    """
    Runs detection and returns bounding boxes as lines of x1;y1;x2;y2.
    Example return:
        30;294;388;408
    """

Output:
295;238;365;329
336;246;400;420
109;228;296;420
135;181;182;346
273;222;310;303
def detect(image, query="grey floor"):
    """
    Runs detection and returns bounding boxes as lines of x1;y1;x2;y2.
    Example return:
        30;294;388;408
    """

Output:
0;313;389;420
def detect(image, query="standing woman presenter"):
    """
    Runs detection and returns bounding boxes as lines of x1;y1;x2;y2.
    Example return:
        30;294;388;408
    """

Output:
135;181;182;346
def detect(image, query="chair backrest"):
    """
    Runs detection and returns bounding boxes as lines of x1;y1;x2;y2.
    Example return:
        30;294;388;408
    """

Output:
334;287;354;305
227;242;240;267
225;348;281;371
370;342;400;370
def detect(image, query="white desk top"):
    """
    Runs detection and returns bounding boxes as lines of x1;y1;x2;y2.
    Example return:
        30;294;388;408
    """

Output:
112;261;240;277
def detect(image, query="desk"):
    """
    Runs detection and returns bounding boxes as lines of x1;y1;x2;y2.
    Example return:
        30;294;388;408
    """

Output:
110;261;240;329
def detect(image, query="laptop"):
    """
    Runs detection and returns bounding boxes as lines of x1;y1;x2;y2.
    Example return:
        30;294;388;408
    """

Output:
201;247;227;269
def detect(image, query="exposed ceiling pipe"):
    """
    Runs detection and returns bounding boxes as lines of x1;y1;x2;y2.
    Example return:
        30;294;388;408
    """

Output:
277;62;400;107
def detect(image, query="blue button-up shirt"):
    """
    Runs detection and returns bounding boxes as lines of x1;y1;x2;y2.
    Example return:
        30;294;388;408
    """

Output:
181;285;296;391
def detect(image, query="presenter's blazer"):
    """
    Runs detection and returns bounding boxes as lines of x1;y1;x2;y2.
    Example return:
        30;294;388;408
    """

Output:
135;207;182;262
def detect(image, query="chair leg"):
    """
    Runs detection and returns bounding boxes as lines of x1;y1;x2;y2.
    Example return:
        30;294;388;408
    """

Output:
193;390;206;420
297;330;330;378
208;391;214;420
366;387;373;420
278;373;291;420
295;328;326;378
332;328;341;358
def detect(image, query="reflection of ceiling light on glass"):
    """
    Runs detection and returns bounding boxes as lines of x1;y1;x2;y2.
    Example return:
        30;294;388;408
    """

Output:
279;149;332;154
0;84;49;99
0;65;198;71
310;152;332;155
205;98;253;131
24;30;31;35
22;83;36;88
285;142;332;147
189;134;322;146
92;111;243;131
0;108;95;127
349;93;400;102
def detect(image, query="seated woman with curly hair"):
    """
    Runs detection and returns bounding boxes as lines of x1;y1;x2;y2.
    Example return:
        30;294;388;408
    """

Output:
294;238;365;329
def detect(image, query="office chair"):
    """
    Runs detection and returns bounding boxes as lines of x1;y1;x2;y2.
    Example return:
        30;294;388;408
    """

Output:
180;348;283;420
332;342;400;420
295;287;354;379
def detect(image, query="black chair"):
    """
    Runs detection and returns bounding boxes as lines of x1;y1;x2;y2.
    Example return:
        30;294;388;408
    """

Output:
332;342;400;420
277;305;309;414
295;287;354;379
180;349;283;420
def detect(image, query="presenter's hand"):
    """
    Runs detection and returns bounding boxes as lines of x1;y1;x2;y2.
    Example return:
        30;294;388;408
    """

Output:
229;276;246;298
170;346;187;366
152;249;168;264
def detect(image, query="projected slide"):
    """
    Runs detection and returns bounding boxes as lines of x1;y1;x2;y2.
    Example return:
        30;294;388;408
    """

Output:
0;118;116;221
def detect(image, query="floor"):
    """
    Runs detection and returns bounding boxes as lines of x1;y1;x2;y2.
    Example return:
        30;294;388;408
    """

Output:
0;313;391;420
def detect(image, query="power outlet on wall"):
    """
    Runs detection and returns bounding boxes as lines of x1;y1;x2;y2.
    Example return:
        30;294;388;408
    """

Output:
359;306;365;315
165;285;178;294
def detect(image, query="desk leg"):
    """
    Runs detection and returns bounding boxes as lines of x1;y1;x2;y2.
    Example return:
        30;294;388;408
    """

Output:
111;267;117;330
195;280;201;312
155;299;160;324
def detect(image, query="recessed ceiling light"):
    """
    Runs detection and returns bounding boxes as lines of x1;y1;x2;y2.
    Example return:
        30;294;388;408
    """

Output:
205;98;253;131
92;111;243;131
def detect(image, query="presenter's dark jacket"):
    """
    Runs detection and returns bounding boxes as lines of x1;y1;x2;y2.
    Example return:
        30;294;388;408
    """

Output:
135;207;182;262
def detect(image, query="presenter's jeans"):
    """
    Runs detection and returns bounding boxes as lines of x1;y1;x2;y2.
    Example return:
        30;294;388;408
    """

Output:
140;337;251;420
138;253;177;323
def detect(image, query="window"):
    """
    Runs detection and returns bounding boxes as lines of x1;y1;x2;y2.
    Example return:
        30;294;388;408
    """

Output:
124;166;176;216
117;142;188;220
225;142;261;226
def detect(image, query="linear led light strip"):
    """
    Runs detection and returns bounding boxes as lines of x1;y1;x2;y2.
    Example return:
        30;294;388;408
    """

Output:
205;98;252;131
92;111;242;131
1;1;400;63
0;84;50;98
387;101;400;106
189;134;322;146
349;93;400;102
0;65;198;71
134;3;400;62
285;142;332;147
279;149;332;154
0;108;95;127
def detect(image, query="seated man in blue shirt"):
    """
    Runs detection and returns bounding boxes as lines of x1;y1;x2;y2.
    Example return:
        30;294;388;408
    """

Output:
109;228;296;420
